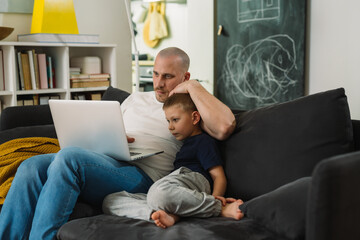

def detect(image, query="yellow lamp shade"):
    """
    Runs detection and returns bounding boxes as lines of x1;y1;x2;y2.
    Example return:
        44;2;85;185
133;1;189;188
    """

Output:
31;0;79;34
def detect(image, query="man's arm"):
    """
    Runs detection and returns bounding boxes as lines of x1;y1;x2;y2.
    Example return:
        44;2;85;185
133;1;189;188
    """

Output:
170;80;235;140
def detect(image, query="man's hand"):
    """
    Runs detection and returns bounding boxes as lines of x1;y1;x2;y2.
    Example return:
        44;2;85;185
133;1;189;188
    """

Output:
169;79;199;96
127;136;135;143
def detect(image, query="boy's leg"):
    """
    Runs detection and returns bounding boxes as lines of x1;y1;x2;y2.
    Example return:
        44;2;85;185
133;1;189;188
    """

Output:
103;191;153;221
0;153;55;240
28;147;153;240
147;167;222;218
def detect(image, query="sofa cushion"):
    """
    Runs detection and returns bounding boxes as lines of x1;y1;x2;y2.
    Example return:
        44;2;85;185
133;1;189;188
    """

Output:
0;124;57;145
239;177;311;240
222;88;354;200
58;214;285;240
101;86;130;104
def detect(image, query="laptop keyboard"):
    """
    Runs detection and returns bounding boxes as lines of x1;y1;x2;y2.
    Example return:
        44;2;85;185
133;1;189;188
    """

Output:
130;152;141;156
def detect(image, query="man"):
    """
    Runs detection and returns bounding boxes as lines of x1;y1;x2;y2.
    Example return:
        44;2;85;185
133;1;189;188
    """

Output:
0;47;235;240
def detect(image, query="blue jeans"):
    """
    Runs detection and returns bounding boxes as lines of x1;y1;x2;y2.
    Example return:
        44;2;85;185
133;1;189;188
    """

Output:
0;147;153;240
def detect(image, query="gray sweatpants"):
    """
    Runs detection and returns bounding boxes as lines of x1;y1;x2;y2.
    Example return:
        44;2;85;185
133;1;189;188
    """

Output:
102;167;222;220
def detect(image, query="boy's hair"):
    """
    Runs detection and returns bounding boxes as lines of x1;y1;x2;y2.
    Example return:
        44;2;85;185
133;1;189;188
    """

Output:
163;93;197;112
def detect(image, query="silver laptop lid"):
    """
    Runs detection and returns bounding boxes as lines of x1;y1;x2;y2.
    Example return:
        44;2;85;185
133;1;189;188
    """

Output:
49;99;132;160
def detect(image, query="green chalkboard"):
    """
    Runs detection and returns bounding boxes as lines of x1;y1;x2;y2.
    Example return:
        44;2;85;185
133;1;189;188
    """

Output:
216;0;306;110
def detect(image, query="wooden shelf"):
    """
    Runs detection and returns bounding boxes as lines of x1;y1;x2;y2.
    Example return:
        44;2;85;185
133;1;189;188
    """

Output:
0;42;117;108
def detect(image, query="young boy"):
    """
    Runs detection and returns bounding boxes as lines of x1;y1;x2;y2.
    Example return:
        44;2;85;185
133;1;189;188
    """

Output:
103;93;243;228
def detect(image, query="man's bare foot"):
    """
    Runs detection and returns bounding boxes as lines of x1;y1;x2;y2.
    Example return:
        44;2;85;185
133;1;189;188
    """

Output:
221;200;244;220
151;210;180;229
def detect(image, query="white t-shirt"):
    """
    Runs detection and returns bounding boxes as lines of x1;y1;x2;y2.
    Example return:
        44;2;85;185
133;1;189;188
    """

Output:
121;91;182;182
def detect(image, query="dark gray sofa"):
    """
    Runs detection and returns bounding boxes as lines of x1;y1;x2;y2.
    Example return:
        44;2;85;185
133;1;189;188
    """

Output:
0;87;359;240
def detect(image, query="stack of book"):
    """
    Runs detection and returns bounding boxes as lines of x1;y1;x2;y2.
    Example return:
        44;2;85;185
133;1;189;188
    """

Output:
16;49;56;90
70;73;110;88
17;94;60;106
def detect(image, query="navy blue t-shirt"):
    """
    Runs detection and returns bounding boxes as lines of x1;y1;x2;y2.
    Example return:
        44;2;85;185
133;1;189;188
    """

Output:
173;133;223;185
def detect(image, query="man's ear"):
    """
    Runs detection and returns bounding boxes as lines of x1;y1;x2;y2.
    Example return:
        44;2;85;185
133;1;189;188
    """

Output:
184;72;190;81
192;111;201;125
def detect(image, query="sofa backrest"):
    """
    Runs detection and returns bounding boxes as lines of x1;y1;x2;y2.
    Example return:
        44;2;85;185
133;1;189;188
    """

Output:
0;104;53;131
221;88;355;201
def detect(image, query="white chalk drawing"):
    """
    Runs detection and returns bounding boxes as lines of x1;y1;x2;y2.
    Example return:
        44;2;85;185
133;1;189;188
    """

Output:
237;0;280;23
218;34;298;109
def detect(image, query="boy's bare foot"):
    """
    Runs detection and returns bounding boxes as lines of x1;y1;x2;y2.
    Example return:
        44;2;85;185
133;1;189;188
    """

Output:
221;200;244;220
151;210;180;229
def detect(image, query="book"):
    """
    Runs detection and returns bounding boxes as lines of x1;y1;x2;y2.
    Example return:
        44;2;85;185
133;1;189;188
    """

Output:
0;50;4;91
20;53;32;90
37;53;48;89
32;50;40;89
70;73;110;80
46;56;53;88
70;80;110;88
70;78;109;83
24;99;34;106
17;51;25;90
27;50;37;90
39;95;50;105
17;33;100;44
51;63;56;88
90;93;102;100
17;99;24;106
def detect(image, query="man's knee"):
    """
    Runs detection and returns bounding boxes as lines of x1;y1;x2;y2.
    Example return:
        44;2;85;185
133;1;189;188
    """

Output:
47;147;85;173
16;154;53;180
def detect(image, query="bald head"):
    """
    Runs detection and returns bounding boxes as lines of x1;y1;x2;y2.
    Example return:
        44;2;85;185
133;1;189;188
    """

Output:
157;47;190;72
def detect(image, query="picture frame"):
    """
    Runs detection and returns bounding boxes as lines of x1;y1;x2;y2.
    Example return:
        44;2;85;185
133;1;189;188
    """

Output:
0;0;34;14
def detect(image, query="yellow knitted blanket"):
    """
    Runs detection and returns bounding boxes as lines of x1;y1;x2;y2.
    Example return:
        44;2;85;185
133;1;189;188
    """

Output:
0;137;60;204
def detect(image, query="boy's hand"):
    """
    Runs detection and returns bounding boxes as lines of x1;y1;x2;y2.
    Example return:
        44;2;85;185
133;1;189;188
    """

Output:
214;196;227;206
214;196;243;206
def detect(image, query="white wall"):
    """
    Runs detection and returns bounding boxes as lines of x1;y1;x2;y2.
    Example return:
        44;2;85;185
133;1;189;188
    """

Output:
308;0;360;119
0;0;132;92
131;0;214;93
186;0;214;94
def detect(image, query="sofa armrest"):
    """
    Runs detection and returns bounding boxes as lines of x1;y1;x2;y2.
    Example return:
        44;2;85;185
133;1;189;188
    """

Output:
352;120;360;151
0;105;53;131
306;151;360;240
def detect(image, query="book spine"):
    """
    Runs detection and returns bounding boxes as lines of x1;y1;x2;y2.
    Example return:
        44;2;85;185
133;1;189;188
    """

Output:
21;53;32;90
71;80;110;88
32;50;40;89
17;51;25;90
46;56;53;88
37;53;48;89
27;50;37;90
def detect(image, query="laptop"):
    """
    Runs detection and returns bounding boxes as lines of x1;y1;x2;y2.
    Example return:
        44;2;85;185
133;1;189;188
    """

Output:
48;99;164;161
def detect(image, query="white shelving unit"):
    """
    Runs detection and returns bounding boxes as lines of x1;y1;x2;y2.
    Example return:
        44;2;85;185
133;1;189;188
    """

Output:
0;42;117;109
